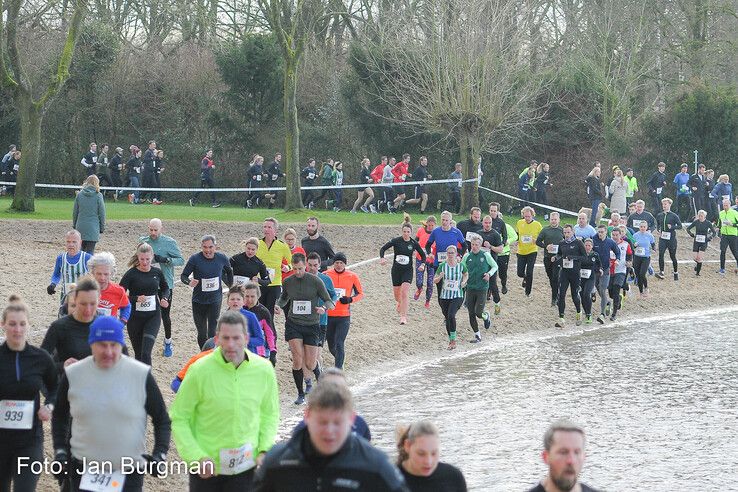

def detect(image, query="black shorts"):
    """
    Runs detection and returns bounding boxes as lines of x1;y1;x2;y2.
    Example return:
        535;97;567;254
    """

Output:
284;320;320;346
413;185;426;199
391;266;414;286
693;242;707;252
395;185;406;196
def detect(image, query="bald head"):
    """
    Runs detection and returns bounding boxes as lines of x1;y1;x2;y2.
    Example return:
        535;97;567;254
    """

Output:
148;218;163;239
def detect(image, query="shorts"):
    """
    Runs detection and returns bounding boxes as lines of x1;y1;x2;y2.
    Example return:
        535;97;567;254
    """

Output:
391;266;414;286
317;325;327;347
395;185;406;196
284;320;320;346
693;242;707;253
413;185;426;199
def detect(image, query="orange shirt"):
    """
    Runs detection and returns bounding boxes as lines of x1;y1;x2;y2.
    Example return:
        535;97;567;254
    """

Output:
415;227;436;261
325;268;364;318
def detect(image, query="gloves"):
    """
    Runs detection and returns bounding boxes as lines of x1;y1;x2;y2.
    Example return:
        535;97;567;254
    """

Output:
142;452;167;477
52;450;69;484
339;296;353;304
47;284;56;295
153;254;169;264
170;377;182;393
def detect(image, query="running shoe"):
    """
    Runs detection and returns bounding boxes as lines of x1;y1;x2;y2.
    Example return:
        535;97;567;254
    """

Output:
360;206;369;213
648;266;654;276
212;202;221;208
350;209;357;214
399;316;407;325
294;394;306;405
501;285;508;295
308;201;315;209
189;198;194;206
609;314;616;322
718;268;725;275
163;341;173;357
555;317;565;328
655;271;665;279
153;199;163;205
246;199;252;208
369;204;377;213
597;314;605;324
448;340;457;350
575;312;582;326
494;304;501;315
424;300;430;309
305;379;313;395
325;200;330;209
436;200;442;210
413;287;422;300
470;333;482;343
483;312;491;330
585;314;593;324
673;272;679;281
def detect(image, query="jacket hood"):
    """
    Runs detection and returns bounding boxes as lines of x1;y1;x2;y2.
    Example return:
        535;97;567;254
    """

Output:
80;186;98;196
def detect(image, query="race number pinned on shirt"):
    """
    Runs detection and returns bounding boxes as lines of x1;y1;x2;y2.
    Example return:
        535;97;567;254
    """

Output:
562;258;574;269
549;244;559;254
436;252;447;263
97;307;113;317
267;268;276;279
695;234;706;243
0;400;33;429
136;295;156;312
660;232;671;240
220;443;255;475
465;232;475;242
292;300;311;315
521;235;532;244
723;220;732;228
722;195;730;201
632;219;643;228
334;288;346;298
233;275;249;286
444;279;460;291
636;247;646;256
255;175;262;181
580;269;592;279
202;277;220;292
395;255;410;265
656;187;663;194
79;470;126;492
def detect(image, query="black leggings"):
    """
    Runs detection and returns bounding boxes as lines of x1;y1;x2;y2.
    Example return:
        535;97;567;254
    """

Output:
516;253;537;296
544;255;560;302
497;255;510;288
192;176;216;204
326;316;351;369
608;273;626;316
487;272;500;303
302;189;315;206
81;241;96;255
439;297;463;336
720;235;738;269
580;276;596;316
259;285;282;318
162;290;173;339
557;269;581;317
633;255;650;293
0;437;42;492
466;289;486;332
658;239;678;273
192;301;221;349
127;313;161;365
189;468;254;492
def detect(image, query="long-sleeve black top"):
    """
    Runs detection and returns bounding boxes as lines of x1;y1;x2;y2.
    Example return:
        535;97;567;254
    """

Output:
301;236;336;271
380;237;426;267
230;253;271;288
119;266;171;316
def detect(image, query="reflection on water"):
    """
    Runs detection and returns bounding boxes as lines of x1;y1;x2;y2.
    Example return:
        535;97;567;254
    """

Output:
354;309;738;491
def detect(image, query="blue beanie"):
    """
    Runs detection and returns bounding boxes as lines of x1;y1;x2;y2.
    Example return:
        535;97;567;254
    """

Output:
88;316;125;346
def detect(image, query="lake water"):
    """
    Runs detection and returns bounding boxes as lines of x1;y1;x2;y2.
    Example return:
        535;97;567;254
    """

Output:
353;307;738;491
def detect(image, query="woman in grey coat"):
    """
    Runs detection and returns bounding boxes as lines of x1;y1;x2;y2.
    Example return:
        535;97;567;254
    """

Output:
73;174;106;254
608;168;628;215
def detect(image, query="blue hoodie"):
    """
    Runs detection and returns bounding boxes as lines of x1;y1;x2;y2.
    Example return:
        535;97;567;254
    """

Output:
592;234;620;272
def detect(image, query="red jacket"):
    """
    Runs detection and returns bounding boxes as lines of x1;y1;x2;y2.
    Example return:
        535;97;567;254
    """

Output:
415;227;436;262
370;164;384;184
392;162;409;183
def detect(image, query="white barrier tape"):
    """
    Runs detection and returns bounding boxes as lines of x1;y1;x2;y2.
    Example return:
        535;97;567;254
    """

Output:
0;178;477;194
478;185;583;218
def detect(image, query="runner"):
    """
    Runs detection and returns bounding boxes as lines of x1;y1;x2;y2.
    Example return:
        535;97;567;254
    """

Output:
312;160;333;208
253;381;407;491
439;163;462;214
478;215;504;313
686;210;716;276
301;159;318;209
381;157;398;213
88;252;131;322
717;198;738;274
710;174;734;214
189;149;220;207
263;152;285;209
626;199;657;231
425;211;466;298
689;164;708;218
139;140;158;203
434;245;468;348
51;316;170;491
324;252;364;369
181;234;233;348
110;146;124;200
498;219;517;295
243;282;278;365
397;420;467;492
328;161;344;211
48;230;93;305
592;225;620;323
624;167;639;206
141;217;185;357
646;162;668;214
281;227;306;281
414;216;436;309
230;236;272;289
276;252;335;405
380;216;427;325
655;197;683;280
245;154;265;208
573;212;597;240
457;207;483;249
152;149;165;204
462;234;497;338
673;163;692;220
553;225;587;327
170;310;278;490
516;206;543;297
535;212;564;307
350;157;377;213
119;242;170;365
80;142;97;177
391;153;411;210
404;156;432;212
534;162;552;217
579;239;602;324
225;285;267;358
302;216;335;271
304;253;337;391
608;228;632;321
0;296;58;492
256;218;292;317
631;222;656;298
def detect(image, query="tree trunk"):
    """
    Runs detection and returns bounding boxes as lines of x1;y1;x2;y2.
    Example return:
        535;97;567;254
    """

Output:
283;55;302;211
11;97;43;212
459;133;479;212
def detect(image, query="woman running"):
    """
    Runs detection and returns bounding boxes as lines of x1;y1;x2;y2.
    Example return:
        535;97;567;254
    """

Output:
515;206;543;297
0;295;58;492
397;420;467;492
414;216;436;308
330;161;344;211
119;242;170;365
88;252;131;322
579;239;602;324
608;228;632;321
225;285;268;358
631;221;655;298
380;214;427;325
686;209;716;276
243;282;278;366
433;245;467;349
281;227;306;281
351;157;376;213
230;236;271;288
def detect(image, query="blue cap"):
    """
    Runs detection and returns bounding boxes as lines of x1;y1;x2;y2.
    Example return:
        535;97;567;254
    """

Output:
88;316;125;346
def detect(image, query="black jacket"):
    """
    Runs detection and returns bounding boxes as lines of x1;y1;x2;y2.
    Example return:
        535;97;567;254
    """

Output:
585;175;602;200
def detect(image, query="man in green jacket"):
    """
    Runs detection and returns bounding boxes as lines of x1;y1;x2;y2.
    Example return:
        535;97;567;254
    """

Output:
718;198;738;274
141;218;184;357
462;234;498;343
624;168;639;206
170;310;279;490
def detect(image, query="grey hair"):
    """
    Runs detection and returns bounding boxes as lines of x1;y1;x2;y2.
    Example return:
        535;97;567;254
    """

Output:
87;252;116;274
201;234;217;245
216;310;248;336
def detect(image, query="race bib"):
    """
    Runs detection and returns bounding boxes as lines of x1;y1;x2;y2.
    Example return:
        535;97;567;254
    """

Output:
0;400;33;430
233;275;249;286
465;232;475;242
334;288;346;298
136;295;156;312
549;244;559;254
562;258;574;269
96;307;113;317
436;252;447;263
695;234;706;243
444;279;460;291
521;235;532;244
219;443;255;475
292;300;311;315
271;174;279;181
636;247;646;256
722;220;732;227
656;187;663;194
722;195;730;201
202;277;219;292
267;268;276;279
632;219;643;228
255;175;262;181
80;470;126;492
307;173;315;180
580;269;592;279
660;231;671;240
395;255;410;265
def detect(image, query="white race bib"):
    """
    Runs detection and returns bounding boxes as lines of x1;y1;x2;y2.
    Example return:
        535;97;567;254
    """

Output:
722;195;730;201
202;277;219;292
292;300;311;315
656;187;663;194
723;220;732;227
436;252;447;263
307;173;315;180
465;232;475;242
549;244;559;254
334;288;346;298
96;307;112;317
233;275;249;286
267;268;276;279
562;258;574;269
395;255;410;265
580;269;592;279
0;400;34;429
636;246;646;256
219;443;255;475
521;235;532;244
444;279;460;291
79;470;126;492
632;219;643;228
255;175;262;181
695;234;706;243
136;295;156;312
660;231;671;240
